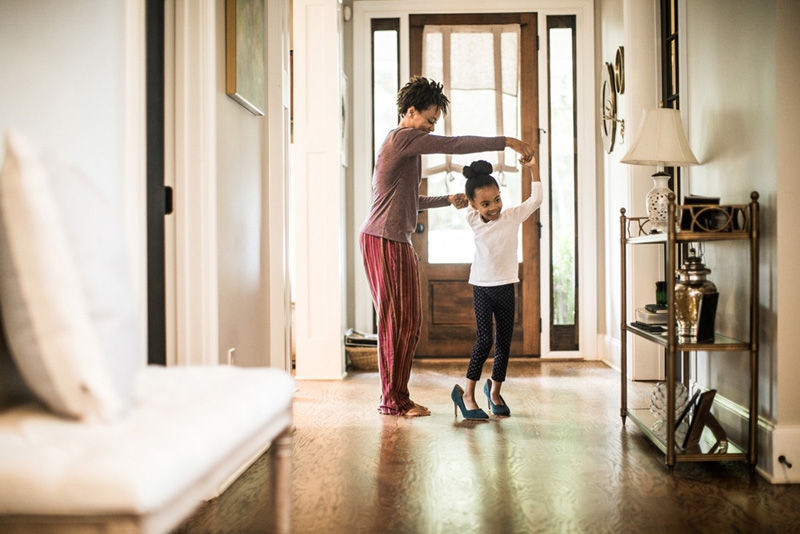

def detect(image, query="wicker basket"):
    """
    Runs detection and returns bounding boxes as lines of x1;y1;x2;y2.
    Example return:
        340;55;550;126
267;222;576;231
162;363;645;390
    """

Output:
346;346;378;371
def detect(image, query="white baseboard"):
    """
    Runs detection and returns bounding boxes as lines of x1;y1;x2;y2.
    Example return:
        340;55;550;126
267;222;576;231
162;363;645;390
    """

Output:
605;337;799;484
714;394;799;484
760;424;800;484
600;333;621;373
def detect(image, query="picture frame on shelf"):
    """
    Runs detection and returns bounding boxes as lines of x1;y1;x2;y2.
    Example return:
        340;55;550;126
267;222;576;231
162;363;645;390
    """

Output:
680;195;726;232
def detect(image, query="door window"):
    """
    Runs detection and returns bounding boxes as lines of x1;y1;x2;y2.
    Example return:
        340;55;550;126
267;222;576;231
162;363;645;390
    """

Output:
421;25;523;264
547;16;578;350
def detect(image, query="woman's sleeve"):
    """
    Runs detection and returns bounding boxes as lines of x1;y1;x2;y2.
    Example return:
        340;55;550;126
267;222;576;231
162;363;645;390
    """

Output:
404;130;506;155
419;195;451;210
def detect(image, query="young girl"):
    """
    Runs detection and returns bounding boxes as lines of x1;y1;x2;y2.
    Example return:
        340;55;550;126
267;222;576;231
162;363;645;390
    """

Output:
451;159;541;419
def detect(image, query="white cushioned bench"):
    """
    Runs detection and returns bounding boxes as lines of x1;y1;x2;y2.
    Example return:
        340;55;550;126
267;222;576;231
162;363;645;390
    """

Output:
0;365;294;533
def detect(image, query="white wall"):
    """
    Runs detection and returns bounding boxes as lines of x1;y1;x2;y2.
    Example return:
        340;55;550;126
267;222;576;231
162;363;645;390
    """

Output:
292;0;348;379
598;0;664;379
597;0;625;371
0;0;147;364
684;0;775;410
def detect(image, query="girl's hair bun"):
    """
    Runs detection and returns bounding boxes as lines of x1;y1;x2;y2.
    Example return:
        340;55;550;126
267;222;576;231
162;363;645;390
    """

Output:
462;160;494;180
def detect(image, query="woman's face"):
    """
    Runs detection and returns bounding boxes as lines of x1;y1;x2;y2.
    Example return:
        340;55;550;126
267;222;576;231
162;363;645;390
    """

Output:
402;105;440;133
470;184;503;222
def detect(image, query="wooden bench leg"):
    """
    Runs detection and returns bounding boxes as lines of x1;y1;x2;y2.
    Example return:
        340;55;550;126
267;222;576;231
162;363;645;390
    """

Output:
271;427;293;534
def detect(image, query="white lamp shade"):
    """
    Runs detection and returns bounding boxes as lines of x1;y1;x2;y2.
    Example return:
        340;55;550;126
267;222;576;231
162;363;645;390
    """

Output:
620;108;699;167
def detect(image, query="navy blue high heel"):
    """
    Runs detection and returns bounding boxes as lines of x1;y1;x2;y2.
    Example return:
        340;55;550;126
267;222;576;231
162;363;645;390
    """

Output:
451;385;489;420
484;379;511;416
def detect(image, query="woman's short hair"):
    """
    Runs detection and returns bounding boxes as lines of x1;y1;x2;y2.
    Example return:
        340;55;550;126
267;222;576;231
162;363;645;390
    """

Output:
397;76;450;118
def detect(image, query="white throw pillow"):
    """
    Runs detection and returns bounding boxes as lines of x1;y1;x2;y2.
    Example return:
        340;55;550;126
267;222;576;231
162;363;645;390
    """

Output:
0;324;36;409
0;131;142;421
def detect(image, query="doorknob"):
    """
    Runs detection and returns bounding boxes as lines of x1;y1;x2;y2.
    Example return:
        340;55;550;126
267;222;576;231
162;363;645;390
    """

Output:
415;223;425;234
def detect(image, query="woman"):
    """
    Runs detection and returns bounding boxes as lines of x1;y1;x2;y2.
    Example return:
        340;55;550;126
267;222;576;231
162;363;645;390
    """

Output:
360;76;534;417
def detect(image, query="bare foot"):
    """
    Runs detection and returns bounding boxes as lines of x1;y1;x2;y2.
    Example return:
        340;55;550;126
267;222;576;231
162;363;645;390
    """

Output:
402;402;431;417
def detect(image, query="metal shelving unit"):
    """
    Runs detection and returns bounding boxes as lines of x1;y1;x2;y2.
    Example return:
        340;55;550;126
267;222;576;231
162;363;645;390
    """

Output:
619;192;759;469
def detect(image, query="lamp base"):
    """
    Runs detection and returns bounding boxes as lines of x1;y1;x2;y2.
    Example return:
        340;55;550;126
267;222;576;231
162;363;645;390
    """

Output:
646;172;672;233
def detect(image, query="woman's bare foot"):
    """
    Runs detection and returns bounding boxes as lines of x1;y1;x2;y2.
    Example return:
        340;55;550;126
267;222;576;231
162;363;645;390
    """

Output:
402;402;431;417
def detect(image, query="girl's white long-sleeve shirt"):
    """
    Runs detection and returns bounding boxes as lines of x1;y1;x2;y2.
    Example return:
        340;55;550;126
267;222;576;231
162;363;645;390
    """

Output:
467;181;543;287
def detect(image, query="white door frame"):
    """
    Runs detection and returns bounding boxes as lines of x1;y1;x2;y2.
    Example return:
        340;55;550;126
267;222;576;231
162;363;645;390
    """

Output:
351;0;597;359
164;0;220;366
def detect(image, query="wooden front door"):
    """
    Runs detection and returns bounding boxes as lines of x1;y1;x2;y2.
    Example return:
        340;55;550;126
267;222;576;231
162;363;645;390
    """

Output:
409;13;540;357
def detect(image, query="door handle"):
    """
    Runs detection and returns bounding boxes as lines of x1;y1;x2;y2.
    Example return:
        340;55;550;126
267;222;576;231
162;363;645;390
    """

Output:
415;223;425;234
164;186;173;215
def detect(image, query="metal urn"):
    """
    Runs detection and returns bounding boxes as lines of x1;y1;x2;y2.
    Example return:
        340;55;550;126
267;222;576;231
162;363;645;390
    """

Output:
674;248;719;342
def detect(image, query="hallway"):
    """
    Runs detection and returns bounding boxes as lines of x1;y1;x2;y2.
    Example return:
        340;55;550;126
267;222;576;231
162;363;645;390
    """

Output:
178;360;800;533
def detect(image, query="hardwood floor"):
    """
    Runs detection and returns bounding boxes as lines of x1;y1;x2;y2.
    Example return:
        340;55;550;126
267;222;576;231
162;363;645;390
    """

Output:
175;359;800;533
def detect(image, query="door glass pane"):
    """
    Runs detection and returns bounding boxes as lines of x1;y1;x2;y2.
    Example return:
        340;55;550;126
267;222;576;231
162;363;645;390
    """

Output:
422;25;521;264
372;22;399;163
549;27;576;326
427;166;522;264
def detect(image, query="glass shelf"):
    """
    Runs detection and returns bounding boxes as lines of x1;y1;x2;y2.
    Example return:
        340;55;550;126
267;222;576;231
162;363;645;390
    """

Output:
625;323;750;351
627;408;746;460
625;229;751;245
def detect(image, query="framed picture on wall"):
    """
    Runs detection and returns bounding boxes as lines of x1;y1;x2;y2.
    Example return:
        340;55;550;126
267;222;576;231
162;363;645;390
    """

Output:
225;0;265;116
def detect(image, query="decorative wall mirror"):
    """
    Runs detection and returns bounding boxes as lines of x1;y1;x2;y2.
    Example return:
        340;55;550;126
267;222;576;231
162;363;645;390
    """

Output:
600;61;617;153
614;46;625;94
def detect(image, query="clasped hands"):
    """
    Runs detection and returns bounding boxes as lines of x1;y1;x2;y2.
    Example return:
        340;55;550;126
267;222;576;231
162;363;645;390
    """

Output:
449;193;469;209
449;140;536;209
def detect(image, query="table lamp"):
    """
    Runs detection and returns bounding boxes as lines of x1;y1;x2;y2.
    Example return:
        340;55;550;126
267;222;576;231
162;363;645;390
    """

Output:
620;106;699;233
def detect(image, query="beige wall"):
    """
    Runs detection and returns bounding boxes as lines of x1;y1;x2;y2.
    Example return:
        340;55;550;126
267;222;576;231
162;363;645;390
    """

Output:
598;0;800;481
215;0;269;366
600;0;664;380
597;0;624;371
214;0;291;368
684;0;800;480
775;0;800;426
684;0;776;412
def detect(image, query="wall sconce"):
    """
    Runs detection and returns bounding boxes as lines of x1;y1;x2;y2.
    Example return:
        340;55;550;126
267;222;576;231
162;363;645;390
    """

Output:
620;106;699;233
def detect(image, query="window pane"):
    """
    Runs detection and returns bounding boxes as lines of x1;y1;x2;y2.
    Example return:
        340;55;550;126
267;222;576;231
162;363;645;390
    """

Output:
427;168;522;264
549;27;576;326
372;27;399;163
422;25;521;264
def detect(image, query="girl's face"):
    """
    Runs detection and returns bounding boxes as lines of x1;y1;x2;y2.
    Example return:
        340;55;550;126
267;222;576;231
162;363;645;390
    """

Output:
402;105;440;133
470;184;503;222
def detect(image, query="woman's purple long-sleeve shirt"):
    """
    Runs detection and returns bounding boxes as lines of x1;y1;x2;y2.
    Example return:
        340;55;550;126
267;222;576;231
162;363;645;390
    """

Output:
360;127;506;244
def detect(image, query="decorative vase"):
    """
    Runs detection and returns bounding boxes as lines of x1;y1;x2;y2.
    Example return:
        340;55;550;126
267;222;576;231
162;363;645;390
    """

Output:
649;381;690;443
646;173;672;234
674;248;718;342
